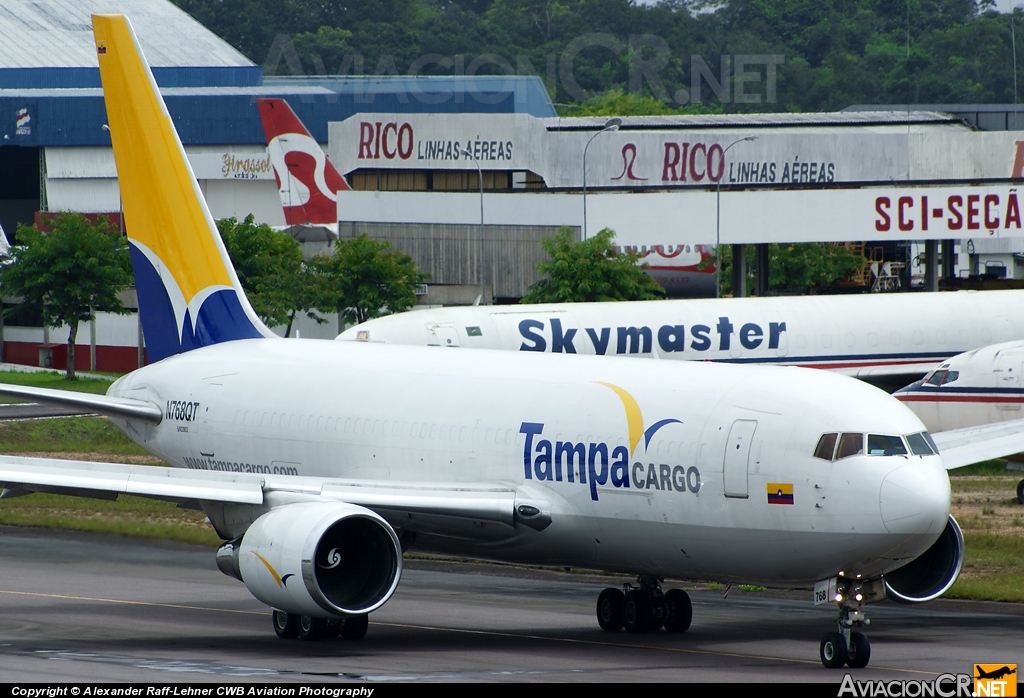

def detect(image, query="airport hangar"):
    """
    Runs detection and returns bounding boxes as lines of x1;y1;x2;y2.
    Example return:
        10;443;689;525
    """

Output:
0;0;553;373
2;0;1024;372
326;106;1024;304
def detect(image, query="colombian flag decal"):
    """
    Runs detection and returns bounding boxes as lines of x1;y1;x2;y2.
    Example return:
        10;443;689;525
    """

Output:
767;483;794;505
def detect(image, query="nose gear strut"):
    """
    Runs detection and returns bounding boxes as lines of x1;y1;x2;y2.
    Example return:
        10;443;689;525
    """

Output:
820;577;873;669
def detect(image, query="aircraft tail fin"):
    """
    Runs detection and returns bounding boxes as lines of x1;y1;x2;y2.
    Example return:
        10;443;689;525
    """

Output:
257;97;351;227
92;15;276;363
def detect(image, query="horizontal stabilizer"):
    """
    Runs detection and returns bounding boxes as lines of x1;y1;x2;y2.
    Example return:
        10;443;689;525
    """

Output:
0;383;162;423
932;417;1024;469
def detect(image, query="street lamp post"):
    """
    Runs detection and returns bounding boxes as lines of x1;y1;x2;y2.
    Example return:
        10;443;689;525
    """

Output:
582;117;622;240
460;148;486;305
716;136;757;298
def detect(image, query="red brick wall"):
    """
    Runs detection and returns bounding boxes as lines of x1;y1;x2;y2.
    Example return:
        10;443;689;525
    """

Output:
3;341;146;374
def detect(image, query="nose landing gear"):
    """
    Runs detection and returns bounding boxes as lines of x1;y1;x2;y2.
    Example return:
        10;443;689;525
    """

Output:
595;576;692;634
820;579;872;669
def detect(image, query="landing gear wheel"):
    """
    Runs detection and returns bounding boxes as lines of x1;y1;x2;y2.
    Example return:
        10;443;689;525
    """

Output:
1017;479;1024;505
623;590;652;633
649;599;667;631
820;632;848;669
846;631;870;668
298;615;330;641
272;610;298;639
339;614;368;640
597;588;625;632
663;589;692;632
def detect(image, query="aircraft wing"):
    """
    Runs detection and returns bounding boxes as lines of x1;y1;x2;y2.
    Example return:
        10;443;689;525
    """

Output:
0;383;162;423
0;455;536;532
931;417;1024;469
845;362;941;382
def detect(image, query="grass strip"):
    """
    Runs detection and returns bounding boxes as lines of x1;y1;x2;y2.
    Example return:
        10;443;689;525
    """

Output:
0;416;150;455
0;493;221;546
0;369;115;401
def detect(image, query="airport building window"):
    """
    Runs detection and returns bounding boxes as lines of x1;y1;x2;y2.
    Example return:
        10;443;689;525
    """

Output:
836;433;864;459
867;434;907;456
814;433;838;460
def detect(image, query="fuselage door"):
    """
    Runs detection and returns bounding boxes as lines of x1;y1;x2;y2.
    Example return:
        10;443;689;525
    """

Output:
996;350;1022;413
194;381;224;458
429;324;461;348
723;419;757;498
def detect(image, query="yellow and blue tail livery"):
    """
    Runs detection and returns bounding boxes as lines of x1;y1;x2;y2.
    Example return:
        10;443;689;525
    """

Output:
93;15;274;362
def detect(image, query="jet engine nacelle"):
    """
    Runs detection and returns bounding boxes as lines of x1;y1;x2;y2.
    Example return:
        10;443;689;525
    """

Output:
218;501;402;617
884;515;964;603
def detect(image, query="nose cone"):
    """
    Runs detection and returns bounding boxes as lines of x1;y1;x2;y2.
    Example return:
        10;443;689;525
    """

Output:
893;379;924;397
879;464;950;535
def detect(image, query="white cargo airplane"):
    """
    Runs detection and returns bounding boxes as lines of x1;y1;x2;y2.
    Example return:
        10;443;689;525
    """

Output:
894;341;1024;503
0;14;1021;671
338;283;1024;390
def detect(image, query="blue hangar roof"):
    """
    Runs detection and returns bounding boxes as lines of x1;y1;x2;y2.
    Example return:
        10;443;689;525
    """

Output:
0;0;555;147
0;76;556;147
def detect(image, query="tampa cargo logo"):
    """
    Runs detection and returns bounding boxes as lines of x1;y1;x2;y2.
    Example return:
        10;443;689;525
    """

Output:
520;381;700;502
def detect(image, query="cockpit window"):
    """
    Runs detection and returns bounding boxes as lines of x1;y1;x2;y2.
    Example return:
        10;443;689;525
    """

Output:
867;434;908;456
836;433;864;459
814;433;838;460
925;370;959;386
923;432;939;454
906;432;935;456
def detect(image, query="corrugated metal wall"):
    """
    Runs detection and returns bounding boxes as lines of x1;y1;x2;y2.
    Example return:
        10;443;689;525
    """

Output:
45;147;117;178
338;221;573;299
202;179;285;225
45;178;120;213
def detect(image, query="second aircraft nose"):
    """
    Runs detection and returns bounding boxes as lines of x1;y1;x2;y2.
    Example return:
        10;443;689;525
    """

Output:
879;463;950;535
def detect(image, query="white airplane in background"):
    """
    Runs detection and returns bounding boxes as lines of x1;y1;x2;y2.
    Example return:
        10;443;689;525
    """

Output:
338;290;1024;390
257;96;350;239
895;341;1024;503
2;14;1023;671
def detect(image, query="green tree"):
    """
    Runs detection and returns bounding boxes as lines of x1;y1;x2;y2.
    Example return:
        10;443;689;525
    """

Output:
217;215;326;337
173;0;1024;113
717;242;867;296
0;213;132;380
314;234;430;326
522;227;665;303
769;242;867;292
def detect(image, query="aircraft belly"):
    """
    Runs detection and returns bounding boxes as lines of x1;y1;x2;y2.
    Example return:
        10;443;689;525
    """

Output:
410;517;904;585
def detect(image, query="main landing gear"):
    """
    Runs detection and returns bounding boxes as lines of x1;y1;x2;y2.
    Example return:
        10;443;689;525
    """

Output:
596;576;692;634
272;610;369;641
1016;478;1024;505
820;582;871;669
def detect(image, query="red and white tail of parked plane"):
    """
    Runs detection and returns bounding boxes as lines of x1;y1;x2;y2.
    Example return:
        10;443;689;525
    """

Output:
256;98;350;228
